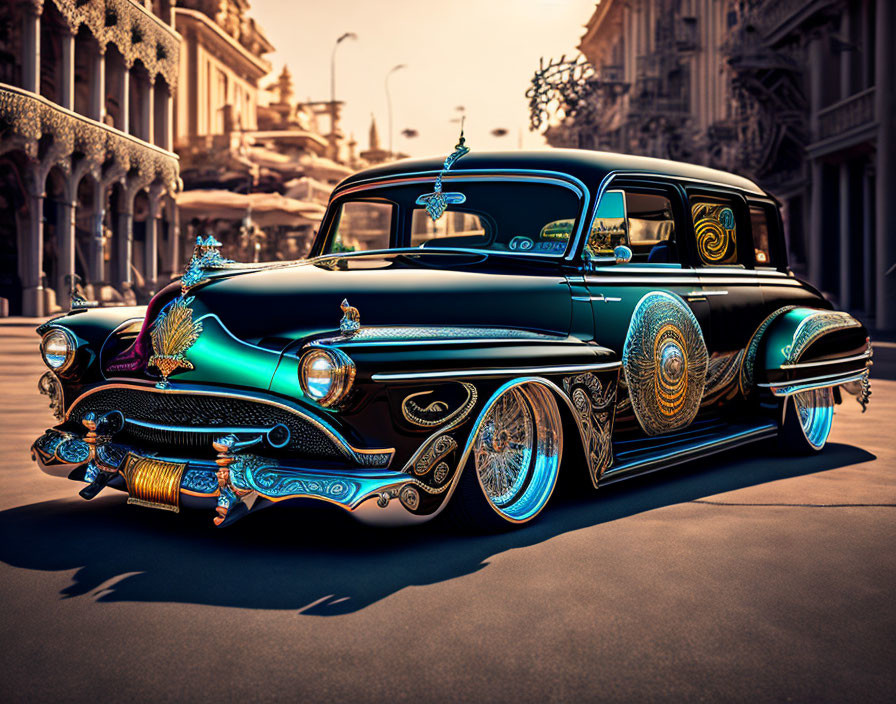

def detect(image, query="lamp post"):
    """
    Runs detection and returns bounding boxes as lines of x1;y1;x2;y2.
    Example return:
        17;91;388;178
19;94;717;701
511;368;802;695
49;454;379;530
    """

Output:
330;32;357;105
385;63;406;157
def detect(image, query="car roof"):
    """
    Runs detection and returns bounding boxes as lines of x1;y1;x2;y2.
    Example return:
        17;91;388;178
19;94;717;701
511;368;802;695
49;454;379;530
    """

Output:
335;149;766;196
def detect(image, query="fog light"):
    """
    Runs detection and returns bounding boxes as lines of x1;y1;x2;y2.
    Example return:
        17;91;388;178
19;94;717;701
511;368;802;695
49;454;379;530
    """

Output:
299;348;355;407
40;328;76;374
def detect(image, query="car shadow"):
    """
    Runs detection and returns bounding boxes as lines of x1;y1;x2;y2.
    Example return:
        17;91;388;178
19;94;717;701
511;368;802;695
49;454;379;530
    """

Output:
0;442;875;614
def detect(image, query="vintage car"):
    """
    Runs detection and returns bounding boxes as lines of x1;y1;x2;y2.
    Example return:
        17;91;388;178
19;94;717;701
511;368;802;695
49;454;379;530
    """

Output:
31;143;873;530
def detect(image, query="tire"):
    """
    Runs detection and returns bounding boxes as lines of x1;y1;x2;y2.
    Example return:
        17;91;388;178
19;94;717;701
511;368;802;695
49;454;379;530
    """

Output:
778;386;835;454
445;382;563;532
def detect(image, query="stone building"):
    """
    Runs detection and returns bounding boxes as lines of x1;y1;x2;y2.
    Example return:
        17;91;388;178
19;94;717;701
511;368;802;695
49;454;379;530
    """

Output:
0;0;181;316
533;0;895;331
172;2;348;263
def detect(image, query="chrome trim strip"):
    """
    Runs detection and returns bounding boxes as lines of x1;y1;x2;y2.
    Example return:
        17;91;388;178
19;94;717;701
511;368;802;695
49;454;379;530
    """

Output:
319;336;561;348
778;350;873;370
686;290;728;297
371;361;622;382
767;370;869;397
603;170;766;195
601;422;777;483
572;294;622;303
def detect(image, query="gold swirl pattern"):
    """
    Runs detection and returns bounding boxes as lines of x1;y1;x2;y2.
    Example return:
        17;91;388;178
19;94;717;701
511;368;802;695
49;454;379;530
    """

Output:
562;373;616;485
623;292;708;436
692;202;737;265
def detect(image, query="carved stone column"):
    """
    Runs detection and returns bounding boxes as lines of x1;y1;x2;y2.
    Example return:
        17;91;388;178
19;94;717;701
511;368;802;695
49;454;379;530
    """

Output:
56;198;76;311
115;197;134;288
143;78;155;144
119;66;130;134
90;185;105;283
807;34;825;290
838;163;850;310
146;186;164;293
60;27;75;111
22;1;42;95
90;46;106;122
163;86;174;151
22;164;45;317
876;0;896;330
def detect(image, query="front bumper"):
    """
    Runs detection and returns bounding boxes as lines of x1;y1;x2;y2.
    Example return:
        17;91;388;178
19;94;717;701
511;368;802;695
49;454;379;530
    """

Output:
31;427;427;526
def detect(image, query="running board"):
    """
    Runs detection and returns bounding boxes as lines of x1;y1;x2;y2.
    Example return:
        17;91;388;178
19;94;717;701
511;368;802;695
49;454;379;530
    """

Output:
600;420;778;486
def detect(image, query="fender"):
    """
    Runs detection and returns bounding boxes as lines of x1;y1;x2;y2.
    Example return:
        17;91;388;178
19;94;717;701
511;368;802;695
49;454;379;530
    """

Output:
741;307;870;396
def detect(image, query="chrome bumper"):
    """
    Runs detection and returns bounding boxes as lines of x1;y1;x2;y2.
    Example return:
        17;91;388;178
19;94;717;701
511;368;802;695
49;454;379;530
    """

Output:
31;427;427;526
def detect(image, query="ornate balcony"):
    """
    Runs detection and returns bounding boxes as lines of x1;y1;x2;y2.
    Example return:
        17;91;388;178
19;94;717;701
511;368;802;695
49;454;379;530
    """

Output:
816;87;876;143
48;0;180;88
0;82;179;191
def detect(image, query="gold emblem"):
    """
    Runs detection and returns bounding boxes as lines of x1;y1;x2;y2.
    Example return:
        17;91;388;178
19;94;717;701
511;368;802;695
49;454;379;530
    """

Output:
149;296;203;388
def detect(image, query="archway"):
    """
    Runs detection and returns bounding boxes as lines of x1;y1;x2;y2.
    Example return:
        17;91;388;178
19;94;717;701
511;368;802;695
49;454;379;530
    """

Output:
74;173;96;299
0;155;27;315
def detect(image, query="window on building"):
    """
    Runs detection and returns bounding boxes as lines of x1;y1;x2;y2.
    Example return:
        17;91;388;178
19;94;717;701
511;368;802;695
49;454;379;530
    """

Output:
690;195;739;266
327;201;393;254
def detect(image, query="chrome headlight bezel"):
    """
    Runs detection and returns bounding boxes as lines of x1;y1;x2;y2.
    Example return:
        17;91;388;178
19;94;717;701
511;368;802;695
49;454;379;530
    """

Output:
40;328;77;375
298;347;356;407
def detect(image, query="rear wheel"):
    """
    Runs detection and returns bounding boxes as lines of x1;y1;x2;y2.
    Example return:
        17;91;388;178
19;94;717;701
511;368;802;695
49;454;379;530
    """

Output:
447;383;563;531
779;386;834;453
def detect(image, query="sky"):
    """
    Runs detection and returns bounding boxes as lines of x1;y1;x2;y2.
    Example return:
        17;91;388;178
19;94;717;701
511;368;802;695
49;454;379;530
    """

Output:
249;0;597;159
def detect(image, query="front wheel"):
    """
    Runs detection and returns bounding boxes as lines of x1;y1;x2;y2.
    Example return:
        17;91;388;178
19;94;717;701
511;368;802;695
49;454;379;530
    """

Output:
778;386;834;454
446;382;563;532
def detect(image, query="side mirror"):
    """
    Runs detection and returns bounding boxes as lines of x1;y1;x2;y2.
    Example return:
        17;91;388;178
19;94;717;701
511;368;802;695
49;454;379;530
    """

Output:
614;245;632;264
585;244;633;268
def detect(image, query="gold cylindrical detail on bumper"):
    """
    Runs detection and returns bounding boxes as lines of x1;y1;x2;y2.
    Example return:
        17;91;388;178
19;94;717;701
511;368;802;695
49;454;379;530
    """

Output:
121;453;187;513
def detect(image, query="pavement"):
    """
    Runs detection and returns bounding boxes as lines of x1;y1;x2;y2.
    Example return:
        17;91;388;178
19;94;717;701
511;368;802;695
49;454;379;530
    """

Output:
0;319;893;703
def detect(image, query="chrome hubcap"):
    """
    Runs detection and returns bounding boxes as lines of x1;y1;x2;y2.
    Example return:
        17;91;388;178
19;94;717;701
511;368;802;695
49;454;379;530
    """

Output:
473;383;562;522
793;386;834;450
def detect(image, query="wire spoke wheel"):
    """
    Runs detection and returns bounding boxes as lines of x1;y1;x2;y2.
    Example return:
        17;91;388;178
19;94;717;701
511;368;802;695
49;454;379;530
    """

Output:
779;385;834;453
468;383;562;524
793;387;834;450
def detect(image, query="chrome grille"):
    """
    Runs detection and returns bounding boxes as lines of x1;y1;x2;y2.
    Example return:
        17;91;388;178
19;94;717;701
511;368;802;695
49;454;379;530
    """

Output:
68;387;346;460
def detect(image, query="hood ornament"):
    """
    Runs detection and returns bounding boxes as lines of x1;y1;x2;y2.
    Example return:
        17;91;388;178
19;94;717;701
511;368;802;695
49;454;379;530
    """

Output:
416;120;470;221
149;296;203;388
181;235;233;294
339;299;361;336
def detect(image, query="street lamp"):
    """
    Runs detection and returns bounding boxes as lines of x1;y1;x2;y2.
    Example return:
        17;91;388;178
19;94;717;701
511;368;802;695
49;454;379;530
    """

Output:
385;63;406;156
330;32;357;105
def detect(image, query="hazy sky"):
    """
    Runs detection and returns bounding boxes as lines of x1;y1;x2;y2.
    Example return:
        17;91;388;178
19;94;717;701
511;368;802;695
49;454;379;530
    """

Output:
249;0;597;158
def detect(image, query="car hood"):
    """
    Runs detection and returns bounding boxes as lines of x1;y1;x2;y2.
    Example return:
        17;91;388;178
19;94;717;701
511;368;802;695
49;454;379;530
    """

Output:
188;253;572;343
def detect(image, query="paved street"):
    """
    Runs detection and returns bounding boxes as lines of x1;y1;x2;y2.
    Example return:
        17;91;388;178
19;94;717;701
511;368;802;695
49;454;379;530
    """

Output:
0;319;893;703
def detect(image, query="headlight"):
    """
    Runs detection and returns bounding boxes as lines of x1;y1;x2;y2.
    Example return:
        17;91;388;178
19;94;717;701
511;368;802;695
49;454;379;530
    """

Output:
299;348;355;407
40;328;76;374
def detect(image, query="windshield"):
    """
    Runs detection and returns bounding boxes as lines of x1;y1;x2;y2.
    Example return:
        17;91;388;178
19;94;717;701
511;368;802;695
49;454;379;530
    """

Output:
320;178;584;257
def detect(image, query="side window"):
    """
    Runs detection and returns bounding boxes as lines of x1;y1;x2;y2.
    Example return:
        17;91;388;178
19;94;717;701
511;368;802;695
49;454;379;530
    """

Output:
328;201;393;254
587;188;678;263
748;203;778;267
689;195;739;266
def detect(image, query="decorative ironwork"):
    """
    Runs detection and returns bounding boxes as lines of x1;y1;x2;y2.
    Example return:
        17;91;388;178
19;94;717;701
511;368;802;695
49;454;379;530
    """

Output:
415;124;470;221
562;372;616;484
527;55;597;132
148;296;203;388
401;382;478;428
37;371;64;420
623;292;708;436
783;311;862;364
739;306;798;396
120;453;186;513
339;298;361;336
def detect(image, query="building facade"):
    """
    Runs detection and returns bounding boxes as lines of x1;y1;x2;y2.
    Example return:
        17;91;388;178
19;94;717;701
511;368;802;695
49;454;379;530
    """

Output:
533;0;895;331
0;0;181;316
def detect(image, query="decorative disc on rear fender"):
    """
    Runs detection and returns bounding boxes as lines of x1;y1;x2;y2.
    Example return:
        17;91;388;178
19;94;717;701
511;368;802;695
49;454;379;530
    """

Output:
623;292;708;436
